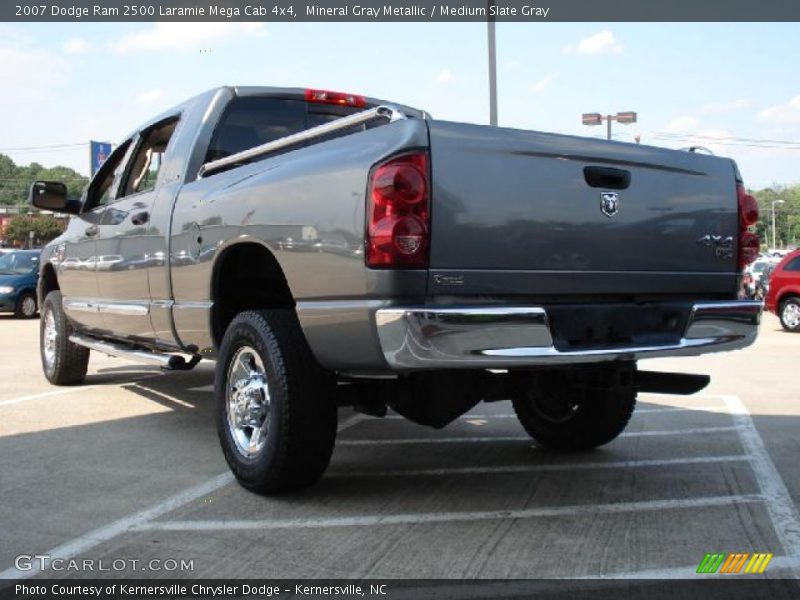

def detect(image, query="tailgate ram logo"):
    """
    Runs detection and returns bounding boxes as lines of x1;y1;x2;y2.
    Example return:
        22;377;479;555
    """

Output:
600;192;619;217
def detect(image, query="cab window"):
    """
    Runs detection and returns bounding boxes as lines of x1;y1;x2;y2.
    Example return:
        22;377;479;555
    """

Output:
121;118;179;197
84;140;132;211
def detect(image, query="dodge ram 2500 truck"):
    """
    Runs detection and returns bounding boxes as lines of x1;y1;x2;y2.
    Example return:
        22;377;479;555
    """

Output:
31;86;762;494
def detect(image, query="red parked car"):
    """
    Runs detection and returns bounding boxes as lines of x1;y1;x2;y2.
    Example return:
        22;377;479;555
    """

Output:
765;248;800;332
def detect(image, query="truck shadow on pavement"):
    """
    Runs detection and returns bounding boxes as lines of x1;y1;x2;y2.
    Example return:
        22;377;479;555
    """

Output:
2;367;800;584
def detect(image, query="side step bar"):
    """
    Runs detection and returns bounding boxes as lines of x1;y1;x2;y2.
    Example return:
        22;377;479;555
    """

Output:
69;334;200;371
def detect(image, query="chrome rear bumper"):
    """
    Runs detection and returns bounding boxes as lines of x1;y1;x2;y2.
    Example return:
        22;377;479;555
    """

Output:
375;301;762;369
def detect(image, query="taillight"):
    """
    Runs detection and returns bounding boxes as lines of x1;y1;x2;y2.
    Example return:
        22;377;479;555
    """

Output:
366;153;430;268
737;183;760;270
305;88;366;108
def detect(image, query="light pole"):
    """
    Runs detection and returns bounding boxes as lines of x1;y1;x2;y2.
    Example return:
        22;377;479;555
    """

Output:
487;0;497;126
771;199;785;250
582;111;638;140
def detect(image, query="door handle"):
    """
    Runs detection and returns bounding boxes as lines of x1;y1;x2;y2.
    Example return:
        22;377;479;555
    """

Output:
131;211;150;226
85;225;98;237
584;166;631;190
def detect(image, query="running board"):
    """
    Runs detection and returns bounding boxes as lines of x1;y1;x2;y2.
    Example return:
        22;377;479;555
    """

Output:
68;334;200;371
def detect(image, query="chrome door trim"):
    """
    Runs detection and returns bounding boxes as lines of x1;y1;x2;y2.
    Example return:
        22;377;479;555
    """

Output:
63;299;149;316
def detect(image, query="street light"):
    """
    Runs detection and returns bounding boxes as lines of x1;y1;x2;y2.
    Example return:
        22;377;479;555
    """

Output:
487;0;497;126
772;199;785;250
582;111;638;140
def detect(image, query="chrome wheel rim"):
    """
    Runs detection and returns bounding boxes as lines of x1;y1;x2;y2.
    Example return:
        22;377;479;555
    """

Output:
784;302;800;329
43;309;57;369
21;296;36;317
226;346;271;457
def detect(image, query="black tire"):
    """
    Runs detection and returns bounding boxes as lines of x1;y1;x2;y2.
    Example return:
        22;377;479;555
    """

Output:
14;291;37;319
779;296;800;332
215;309;336;494
40;290;90;385
512;371;636;451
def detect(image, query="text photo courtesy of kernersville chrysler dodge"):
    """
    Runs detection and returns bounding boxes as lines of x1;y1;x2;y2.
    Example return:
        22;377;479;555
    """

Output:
30;85;762;494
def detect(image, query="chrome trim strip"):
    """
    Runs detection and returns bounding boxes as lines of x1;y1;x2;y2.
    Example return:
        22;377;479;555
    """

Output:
63;299;96;313
375;301;762;369
172;301;213;310
63;300;151;316
96;303;149;316
198;104;407;178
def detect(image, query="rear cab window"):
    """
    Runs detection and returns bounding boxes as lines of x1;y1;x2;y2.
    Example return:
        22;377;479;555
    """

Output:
203;96;377;170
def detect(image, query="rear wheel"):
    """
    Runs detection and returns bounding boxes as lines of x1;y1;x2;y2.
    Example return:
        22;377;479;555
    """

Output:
512;369;636;451
779;297;800;332
215;309;336;494
15;292;37;319
40;290;89;385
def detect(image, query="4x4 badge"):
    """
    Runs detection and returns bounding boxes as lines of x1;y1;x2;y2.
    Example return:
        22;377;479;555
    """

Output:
600;192;619;217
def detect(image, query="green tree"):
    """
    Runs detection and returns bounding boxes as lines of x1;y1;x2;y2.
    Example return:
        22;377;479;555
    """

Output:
3;214;64;247
752;184;800;249
0;153;88;206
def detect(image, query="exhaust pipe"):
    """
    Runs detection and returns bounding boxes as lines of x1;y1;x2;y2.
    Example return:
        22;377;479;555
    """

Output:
636;370;710;395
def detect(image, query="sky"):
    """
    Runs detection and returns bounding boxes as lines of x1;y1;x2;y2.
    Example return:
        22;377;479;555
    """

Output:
1;21;799;189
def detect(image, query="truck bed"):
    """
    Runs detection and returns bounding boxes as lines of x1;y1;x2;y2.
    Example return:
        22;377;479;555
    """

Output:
426;121;739;299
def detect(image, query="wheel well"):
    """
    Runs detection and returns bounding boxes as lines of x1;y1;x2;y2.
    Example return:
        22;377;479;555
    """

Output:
38;263;59;304
211;243;294;348
779;292;800;310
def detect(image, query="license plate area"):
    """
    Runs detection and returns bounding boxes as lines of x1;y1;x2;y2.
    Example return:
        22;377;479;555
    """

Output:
545;303;691;351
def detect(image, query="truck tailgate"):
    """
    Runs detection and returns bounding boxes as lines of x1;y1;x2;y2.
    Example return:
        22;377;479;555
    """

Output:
427;121;740;297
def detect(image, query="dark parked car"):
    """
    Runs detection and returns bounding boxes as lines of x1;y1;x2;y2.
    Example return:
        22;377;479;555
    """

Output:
0;250;40;318
765;248;800;332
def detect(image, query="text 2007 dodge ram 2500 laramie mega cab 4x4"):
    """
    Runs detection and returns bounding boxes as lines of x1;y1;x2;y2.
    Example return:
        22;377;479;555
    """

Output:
31;86;762;493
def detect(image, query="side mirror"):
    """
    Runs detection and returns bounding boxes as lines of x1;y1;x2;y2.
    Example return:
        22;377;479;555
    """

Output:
29;181;80;214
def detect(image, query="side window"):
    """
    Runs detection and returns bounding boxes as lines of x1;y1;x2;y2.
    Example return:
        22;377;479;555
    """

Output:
784;256;800;272
84;140;132;211
121;118;179;198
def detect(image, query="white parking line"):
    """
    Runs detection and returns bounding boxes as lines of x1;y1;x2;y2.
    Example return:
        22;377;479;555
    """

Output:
187;384;214;393
135;494;763;532
379;405;728;420
0;373;163;408
337;426;743;446
0;386;91;407
328;454;750;478
382;413;517;420
0;411;366;580
725;395;800;579
635;405;727;414
0;472;234;580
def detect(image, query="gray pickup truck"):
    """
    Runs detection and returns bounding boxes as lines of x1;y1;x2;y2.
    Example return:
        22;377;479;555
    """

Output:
31;86;762;493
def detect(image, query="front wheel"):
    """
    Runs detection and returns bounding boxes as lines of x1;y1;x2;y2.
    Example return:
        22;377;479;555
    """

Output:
215;309;336;494
512;369;636;451
780;297;800;332
40;290;90;385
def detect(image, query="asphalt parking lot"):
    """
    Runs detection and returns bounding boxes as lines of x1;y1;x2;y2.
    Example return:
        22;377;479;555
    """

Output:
1;313;799;582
